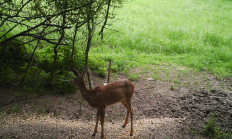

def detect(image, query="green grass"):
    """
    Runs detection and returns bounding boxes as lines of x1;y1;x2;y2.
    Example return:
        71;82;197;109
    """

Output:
91;0;232;77
128;72;139;81
204;115;232;138
7;106;21;114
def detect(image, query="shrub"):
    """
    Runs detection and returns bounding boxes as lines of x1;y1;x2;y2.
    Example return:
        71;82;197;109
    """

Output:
0;66;15;87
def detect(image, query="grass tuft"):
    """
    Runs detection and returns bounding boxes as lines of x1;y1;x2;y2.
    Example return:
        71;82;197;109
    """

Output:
203;114;232;138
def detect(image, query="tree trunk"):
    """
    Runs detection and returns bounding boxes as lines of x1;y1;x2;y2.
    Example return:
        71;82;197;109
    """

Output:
85;18;93;89
85;52;93;89
19;28;45;87
85;0;94;89
50;1;67;81
64;23;79;79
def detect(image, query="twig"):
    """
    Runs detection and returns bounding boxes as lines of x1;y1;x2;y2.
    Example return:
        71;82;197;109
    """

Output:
98;0;111;39
65;97;92;110
0;93;47;107
107;59;111;84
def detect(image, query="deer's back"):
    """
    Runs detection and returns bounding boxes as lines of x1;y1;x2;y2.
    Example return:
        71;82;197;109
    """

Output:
90;79;135;107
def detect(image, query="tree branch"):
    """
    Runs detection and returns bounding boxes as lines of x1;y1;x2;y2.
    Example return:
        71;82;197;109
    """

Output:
98;0;111;39
0;1;96;47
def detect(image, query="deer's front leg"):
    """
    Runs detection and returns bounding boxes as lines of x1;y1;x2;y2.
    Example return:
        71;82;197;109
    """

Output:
92;110;100;136
100;108;105;139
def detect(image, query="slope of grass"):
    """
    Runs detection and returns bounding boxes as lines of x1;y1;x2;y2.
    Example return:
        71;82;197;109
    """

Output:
91;0;232;77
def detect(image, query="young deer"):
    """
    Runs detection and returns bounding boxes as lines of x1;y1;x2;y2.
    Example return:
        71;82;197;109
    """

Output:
70;67;135;139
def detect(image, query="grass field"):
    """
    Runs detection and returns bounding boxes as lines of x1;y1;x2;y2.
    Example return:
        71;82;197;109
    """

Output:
90;0;232;77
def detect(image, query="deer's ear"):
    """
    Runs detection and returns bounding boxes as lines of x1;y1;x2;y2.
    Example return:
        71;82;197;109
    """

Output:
82;66;87;75
72;68;80;76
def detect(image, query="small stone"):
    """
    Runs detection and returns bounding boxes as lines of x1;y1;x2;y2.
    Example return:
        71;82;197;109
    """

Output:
74;113;79;118
147;78;154;81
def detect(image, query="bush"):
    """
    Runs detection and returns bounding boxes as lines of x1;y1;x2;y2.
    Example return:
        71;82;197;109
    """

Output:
89;57;107;78
51;71;77;94
19;65;50;93
0;66;15;87
0;43;28;68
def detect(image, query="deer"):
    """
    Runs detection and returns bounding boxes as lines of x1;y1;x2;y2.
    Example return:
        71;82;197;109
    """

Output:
70;67;135;139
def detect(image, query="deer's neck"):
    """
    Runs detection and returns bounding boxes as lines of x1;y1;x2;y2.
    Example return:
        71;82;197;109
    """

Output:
78;79;92;102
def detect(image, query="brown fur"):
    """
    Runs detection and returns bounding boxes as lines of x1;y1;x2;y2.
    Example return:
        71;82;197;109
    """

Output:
70;67;135;139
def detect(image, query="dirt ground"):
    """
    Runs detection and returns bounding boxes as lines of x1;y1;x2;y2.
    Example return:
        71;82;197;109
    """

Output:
0;66;232;139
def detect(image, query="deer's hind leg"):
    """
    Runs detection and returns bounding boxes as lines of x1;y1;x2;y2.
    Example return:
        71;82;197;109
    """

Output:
92;110;100;136
121;99;129;128
127;99;133;136
99;108;106;139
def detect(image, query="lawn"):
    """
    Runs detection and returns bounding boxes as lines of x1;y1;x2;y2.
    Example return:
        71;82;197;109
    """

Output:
90;0;232;77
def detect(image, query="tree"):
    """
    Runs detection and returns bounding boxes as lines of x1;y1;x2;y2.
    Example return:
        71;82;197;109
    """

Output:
0;0;122;90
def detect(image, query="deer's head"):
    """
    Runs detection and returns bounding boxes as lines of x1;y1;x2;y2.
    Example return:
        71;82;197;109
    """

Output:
70;67;87;86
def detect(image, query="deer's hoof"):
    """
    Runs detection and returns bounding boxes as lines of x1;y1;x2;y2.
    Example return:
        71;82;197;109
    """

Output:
92;134;95;137
122;125;125;128
130;133;133;136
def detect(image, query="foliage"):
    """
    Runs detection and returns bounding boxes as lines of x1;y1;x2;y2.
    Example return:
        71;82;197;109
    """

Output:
88;56;107;78
0;66;15;87
203;115;232;138
18;65;77;94
19;65;50;92
0;0;123;93
0;31;28;69
51;71;77;94
1;0;232;94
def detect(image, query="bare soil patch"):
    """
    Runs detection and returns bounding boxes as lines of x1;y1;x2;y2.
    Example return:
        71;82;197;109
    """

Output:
0;66;232;138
